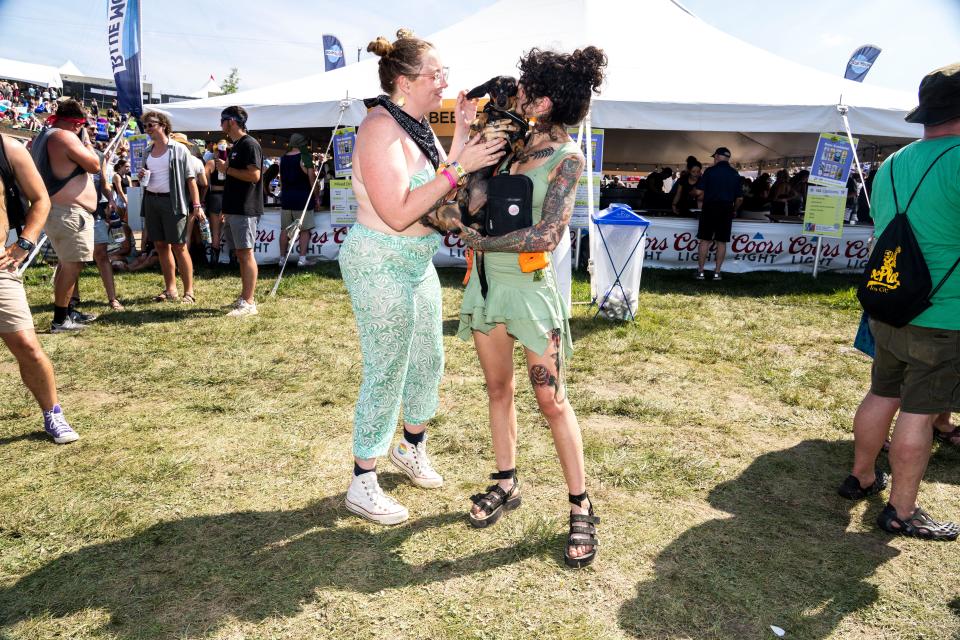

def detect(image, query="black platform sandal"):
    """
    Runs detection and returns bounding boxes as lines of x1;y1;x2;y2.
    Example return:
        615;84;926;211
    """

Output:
468;469;521;529
877;503;960;541
565;491;599;568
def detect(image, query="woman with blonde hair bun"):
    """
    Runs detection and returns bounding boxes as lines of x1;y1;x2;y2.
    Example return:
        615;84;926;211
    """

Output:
339;28;508;525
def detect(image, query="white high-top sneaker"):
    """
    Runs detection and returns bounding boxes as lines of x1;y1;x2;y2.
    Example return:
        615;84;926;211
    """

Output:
345;472;409;525
389;438;443;488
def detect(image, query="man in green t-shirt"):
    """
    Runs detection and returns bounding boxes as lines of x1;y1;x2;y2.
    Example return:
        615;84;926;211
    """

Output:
840;62;960;541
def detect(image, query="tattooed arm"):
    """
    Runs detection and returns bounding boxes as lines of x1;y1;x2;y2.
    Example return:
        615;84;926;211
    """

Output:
460;153;584;253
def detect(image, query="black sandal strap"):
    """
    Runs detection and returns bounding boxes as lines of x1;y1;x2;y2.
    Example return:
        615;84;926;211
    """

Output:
490;469;516;481
569;491;589;506
570;514;600;525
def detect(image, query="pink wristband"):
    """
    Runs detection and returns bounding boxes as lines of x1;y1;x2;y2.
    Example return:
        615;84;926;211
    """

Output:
440;168;457;189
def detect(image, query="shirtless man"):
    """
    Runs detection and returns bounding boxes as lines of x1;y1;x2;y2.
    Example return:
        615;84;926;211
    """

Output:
29;98;101;332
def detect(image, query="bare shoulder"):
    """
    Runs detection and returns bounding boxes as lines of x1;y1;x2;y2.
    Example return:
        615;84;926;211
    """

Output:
2;135;31;162
359;108;402;142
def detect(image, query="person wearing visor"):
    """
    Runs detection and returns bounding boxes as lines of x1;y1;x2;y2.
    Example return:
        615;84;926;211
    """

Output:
215;106;262;317
29;98;102;332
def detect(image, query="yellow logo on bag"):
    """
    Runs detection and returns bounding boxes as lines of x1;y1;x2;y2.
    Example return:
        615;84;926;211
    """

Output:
867;247;902;292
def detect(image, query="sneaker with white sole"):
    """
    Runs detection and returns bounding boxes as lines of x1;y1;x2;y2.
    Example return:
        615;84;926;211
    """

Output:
344;472;409;525
297;255;308;267
226;299;258;317
390;438;443;488
43;404;79;444
51;315;88;333
69;309;98;323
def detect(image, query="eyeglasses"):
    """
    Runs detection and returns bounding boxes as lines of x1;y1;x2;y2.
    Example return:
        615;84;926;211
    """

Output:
413;67;449;84
144;121;160;128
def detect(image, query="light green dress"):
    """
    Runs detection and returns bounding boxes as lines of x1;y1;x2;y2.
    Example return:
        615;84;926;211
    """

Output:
457;141;580;358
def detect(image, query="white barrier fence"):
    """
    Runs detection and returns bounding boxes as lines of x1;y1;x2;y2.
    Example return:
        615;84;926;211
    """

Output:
639;217;874;273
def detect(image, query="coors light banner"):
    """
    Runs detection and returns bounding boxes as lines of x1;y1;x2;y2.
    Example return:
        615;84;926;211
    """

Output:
107;0;143;116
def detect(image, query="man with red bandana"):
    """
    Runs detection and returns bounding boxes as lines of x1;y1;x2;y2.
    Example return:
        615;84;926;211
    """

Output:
29;98;102;332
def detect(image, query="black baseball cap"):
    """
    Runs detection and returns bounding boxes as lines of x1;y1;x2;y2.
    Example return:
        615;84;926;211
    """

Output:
904;62;960;126
712;147;731;158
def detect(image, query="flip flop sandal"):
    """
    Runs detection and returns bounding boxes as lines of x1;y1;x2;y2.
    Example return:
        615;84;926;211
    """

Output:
877;503;960;541
153;291;178;302
468;470;521;529
565;491;599;568
109;299;124;311
838;469;889;500
181;293;196;304
933;425;960;449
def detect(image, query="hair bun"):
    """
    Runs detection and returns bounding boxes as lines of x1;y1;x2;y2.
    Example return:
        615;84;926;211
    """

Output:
367;36;393;58
395;27;416;40
686;155;698;165
570;46;608;93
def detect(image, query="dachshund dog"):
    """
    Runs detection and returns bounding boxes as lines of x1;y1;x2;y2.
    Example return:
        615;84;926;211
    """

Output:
423;76;529;233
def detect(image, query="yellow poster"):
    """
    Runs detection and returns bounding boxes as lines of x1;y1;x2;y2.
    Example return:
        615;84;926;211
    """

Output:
802;185;847;238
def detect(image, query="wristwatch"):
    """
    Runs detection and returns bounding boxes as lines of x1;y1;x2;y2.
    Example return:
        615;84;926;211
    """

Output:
15;237;35;252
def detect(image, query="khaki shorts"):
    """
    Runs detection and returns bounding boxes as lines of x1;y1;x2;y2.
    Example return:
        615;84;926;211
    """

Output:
0;270;34;334
281;209;315;231
870;319;960;414
45;203;94;263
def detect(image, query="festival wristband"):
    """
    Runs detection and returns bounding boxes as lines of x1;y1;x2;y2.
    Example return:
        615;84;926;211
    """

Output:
440;169;457;189
449;161;467;181
191;203;202;209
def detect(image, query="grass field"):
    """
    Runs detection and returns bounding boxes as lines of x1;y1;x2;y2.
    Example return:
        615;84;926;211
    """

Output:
0;262;957;640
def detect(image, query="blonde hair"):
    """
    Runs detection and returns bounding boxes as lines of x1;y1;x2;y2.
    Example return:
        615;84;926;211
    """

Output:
367;28;434;95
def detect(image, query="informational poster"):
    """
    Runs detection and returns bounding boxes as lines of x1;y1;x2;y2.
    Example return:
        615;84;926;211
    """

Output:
568;127;604;229
809;133;858;188
330;178;358;225
332;127;356;178
95;118;109;142
127;134;149;174
802;185;847;237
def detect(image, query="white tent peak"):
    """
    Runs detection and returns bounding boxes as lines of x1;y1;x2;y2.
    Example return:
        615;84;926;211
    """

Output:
188;76;222;99
161;0;920;149
58;60;84;76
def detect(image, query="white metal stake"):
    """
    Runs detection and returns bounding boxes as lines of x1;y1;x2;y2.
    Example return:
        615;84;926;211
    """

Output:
573;122;585;271
812;235;823;278
269;96;352;297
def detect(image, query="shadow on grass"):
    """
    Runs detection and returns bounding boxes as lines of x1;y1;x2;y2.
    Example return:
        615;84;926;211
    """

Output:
0;493;557;638
0;431;47;446
618;439;900;639
93;306;224;327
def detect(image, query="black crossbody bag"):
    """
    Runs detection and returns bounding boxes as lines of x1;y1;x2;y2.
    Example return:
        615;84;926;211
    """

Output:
856;144;960;327
484;158;533;237
476;155;535;297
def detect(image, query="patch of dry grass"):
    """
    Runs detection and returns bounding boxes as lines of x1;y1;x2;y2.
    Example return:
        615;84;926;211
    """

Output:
0;264;957;639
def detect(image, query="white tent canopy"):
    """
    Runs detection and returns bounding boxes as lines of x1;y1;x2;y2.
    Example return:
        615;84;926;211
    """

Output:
0;57;63;88
162;0;921;159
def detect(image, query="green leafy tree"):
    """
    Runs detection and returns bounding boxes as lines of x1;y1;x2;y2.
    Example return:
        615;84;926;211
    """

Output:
220;68;240;94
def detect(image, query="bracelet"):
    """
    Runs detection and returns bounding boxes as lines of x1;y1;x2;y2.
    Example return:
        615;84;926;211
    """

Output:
435;161;450;175
439;169;457;189
449;160;467;181
191;203;202;209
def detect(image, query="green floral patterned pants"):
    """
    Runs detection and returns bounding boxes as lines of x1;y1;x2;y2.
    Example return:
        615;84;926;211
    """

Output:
338;224;444;459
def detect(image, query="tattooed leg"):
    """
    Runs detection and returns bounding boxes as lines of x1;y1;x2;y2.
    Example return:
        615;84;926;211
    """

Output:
528;328;564;401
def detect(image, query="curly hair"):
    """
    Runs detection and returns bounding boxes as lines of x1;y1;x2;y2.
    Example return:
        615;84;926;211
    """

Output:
142;110;172;135
367;28;434;95
518;46;607;128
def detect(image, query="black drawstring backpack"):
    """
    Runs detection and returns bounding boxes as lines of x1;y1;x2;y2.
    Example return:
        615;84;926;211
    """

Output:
856;144;960;328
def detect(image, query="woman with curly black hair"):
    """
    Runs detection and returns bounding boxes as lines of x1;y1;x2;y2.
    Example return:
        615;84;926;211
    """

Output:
456;46;607;568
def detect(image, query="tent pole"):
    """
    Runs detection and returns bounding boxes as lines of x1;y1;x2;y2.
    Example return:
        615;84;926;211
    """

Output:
584;111;597;303
269;95;352;298
812;236;822;278
574;122;585;271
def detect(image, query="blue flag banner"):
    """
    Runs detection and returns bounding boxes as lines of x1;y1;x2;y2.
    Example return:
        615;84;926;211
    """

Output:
323;34;346;72
844;45;882;83
107;0;143;117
